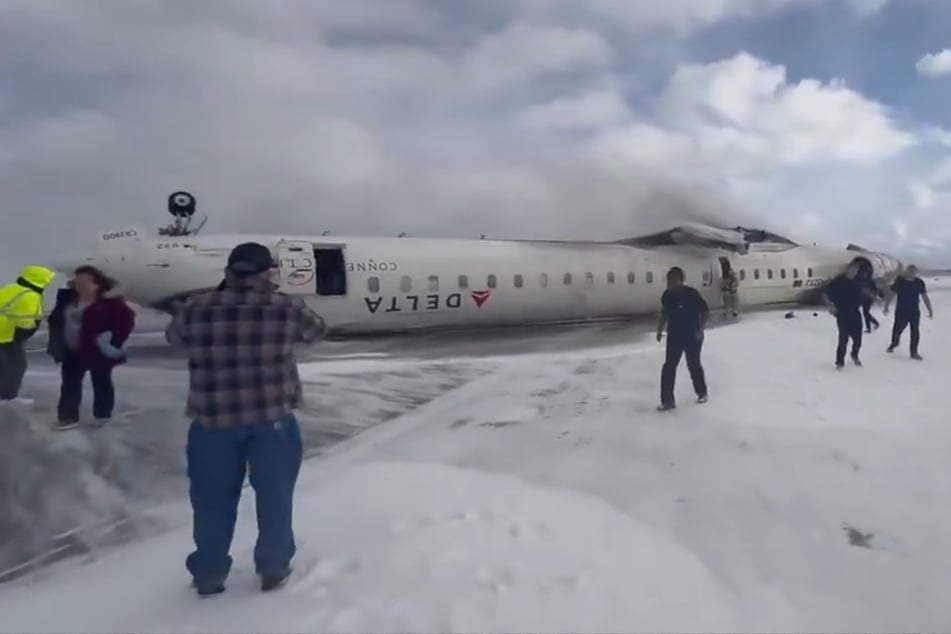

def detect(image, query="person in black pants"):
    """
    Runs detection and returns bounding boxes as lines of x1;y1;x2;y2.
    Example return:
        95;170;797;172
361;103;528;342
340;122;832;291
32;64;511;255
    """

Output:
884;264;933;360
656;267;709;411
856;264;880;333
48;266;135;429
823;260;872;369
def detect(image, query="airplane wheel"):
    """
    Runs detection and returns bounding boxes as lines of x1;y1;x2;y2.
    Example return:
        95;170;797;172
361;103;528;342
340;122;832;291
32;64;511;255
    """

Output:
168;191;196;217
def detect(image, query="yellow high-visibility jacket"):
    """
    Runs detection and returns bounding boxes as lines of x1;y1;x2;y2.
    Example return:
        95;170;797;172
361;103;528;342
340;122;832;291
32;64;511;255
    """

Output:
0;265;56;344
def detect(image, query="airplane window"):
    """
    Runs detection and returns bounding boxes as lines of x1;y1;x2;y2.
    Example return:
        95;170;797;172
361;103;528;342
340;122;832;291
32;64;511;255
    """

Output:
367;276;380;293
627;272;635;284
754;269;760;280
607;272;615;284
646;271;653;284
808;267;814;277
780;269;786;279
514;274;523;288
428;275;439;292
739;270;746;281
702;270;710;282
793;268;799;279
767;269;773;280
458;274;468;289
563;273;572;285
585;272;594;286
539;273;548;288
400;275;412;292
487;274;497;288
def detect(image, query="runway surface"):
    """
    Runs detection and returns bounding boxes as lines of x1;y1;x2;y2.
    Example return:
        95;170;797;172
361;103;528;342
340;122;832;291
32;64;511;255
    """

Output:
0;300;882;580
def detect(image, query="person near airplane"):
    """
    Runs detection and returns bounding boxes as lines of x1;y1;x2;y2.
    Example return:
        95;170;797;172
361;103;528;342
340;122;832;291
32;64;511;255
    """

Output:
884;264;933;360
0;265;56;404
823;260;872;369
856;263;880;333
656;266;709;411
48;266;135;430
165;241;326;596
722;266;739;318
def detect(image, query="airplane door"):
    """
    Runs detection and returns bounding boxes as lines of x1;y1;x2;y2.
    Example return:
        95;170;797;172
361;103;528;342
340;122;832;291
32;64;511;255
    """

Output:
276;240;316;294
702;262;716;288
703;261;721;307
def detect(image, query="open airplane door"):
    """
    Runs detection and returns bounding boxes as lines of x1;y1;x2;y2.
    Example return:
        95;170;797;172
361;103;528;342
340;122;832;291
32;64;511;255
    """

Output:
276;240;315;294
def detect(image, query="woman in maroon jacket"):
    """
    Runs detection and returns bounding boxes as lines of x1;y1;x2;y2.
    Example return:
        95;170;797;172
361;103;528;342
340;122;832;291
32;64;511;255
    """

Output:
50;265;135;430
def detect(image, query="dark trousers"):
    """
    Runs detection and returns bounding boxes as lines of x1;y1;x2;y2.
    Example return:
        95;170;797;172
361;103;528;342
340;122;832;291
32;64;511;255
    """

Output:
185;414;303;585
57;352;115;421
861;302;879;332
660;332;707;405
890;311;921;354
835;313;863;365
0;342;27;400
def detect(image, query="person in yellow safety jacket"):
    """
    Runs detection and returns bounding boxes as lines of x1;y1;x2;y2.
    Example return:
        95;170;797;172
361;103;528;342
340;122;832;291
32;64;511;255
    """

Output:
0;265;56;401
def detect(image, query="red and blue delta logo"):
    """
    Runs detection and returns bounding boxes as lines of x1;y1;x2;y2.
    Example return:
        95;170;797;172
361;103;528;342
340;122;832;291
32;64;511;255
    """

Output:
470;289;491;307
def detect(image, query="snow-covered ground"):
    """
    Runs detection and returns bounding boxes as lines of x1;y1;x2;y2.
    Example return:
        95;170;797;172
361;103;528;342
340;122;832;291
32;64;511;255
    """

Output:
3;281;951;632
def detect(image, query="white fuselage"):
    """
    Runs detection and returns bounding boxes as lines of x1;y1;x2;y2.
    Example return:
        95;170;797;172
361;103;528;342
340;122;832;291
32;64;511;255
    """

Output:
78;231;885;336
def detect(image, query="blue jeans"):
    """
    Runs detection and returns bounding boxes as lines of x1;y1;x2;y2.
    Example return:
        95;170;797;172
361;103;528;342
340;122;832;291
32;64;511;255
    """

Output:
185;414;303;585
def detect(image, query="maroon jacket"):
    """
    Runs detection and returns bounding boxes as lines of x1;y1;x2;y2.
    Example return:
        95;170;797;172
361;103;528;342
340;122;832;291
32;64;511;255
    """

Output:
77;294;136;370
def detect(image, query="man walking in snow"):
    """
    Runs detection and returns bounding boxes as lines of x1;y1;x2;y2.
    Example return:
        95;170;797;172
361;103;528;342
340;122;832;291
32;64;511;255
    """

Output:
166;242;325;596
823;259;871;369
656;266;709;411
884;264;933;360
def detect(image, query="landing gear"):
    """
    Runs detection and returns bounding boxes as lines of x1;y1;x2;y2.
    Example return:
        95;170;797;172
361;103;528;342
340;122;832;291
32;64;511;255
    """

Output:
159;191;207;237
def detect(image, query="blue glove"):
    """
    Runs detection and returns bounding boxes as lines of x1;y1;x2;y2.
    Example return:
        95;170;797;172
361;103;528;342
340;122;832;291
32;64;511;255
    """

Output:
96;331;126;360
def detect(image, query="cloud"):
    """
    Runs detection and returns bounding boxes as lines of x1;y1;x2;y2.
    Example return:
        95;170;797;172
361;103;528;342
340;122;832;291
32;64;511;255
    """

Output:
1;0;950;281
916;49;951;77
583;52;922;243
513;91;631;130
514;0;888;34
658;53;917;165
908;181;937;210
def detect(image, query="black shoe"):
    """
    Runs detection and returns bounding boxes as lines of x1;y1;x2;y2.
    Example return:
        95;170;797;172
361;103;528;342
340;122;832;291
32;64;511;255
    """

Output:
887;345;896;353
835;363;844;370
657;402;676;412
194;581;225;597
55;419;79;431
851;355;862;367
260;569;291;592
697;394;708;404
911;353;923;360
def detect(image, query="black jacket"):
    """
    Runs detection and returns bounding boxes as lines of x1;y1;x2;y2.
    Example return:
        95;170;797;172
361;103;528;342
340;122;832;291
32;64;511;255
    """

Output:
46;286;76;362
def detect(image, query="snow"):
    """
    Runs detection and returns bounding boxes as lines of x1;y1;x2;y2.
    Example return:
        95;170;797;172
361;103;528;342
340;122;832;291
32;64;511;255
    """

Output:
2;345;491;577
3;280;951;632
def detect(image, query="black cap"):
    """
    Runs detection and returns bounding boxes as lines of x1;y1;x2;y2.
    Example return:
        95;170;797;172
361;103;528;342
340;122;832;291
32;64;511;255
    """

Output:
226;242;274;276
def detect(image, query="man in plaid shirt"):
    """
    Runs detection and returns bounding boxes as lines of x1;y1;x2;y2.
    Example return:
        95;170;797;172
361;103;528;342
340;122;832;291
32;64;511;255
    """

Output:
166;241;325;596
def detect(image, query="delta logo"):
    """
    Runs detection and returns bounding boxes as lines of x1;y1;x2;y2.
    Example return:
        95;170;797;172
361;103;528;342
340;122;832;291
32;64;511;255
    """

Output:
471;289;491;308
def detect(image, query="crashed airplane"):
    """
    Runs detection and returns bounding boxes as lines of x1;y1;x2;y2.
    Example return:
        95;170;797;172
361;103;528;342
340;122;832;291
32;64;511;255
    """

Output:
54;192;903;336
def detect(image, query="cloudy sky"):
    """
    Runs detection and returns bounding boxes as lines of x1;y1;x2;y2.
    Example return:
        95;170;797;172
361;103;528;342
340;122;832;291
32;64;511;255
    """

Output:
2;0;951;280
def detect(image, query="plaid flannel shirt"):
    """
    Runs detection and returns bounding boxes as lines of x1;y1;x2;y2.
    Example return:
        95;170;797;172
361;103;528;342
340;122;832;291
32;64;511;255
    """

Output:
165;275;325;428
